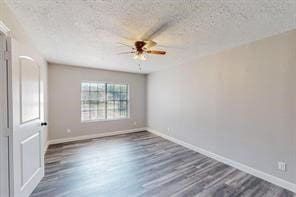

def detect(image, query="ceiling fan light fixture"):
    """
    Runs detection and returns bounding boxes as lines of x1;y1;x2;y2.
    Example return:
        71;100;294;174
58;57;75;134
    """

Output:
140;54;146;61
133;53;146;61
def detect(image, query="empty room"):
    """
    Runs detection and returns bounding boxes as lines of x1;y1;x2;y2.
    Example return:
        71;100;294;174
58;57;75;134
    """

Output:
0;0;296;196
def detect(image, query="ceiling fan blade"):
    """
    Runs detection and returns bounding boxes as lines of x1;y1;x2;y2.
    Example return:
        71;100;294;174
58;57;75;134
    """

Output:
140;14;186;40
141;21;172;40
146;50;166;55
117;51;136;55
144;40;157;49
157;44;185;49
117;42;134;49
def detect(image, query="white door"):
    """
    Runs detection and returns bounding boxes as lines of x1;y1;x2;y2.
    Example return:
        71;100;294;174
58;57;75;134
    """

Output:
11;39;45;197
0;31;12;197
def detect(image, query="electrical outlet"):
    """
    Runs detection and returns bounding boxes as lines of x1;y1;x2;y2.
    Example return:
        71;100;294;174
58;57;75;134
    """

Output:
66;129;71;133
278;161;286;172
167;128;170;132
134;121;137;126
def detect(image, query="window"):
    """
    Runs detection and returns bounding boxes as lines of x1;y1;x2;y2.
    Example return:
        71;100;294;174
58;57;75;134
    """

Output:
81;82;129;122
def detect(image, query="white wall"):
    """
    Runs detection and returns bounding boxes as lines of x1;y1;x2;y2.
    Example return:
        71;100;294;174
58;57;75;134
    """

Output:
0;31;10;197
48;63;146;140
147;29;296;185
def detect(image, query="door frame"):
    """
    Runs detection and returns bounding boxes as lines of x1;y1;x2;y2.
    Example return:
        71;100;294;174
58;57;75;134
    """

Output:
0;21;13;197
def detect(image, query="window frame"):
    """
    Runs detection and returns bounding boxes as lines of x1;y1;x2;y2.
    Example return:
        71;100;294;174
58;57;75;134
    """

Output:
80;80;130;123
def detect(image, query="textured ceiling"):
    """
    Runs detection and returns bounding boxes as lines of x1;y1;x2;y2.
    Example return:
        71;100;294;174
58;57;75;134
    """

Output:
5;0;296;73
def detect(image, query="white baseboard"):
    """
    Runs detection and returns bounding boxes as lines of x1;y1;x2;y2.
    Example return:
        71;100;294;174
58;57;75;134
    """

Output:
146;128;296;193
48;128;146;145
43;141;49;155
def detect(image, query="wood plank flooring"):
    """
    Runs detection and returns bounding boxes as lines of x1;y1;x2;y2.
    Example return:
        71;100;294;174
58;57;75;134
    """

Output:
31;131;295;197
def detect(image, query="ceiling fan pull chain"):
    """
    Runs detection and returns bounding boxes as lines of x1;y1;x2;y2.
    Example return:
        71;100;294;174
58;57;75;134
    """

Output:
138;64;142;71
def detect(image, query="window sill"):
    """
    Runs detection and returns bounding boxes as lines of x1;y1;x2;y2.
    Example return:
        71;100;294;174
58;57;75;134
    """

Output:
81;117;130;123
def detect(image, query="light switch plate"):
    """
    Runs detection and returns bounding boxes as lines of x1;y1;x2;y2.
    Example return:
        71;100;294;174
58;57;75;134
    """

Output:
278;161;286;172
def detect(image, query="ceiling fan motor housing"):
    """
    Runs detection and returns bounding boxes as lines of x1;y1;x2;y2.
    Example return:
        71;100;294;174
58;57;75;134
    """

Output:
135;41;146;52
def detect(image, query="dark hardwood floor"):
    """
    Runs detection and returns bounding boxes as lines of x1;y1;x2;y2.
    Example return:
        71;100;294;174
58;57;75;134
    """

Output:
31;131;295;197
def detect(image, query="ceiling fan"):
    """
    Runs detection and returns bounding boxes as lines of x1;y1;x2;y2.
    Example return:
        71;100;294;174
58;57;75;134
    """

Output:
118;40;166;61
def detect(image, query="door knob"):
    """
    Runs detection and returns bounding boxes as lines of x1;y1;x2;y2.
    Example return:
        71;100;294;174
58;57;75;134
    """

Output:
41;122;47;126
